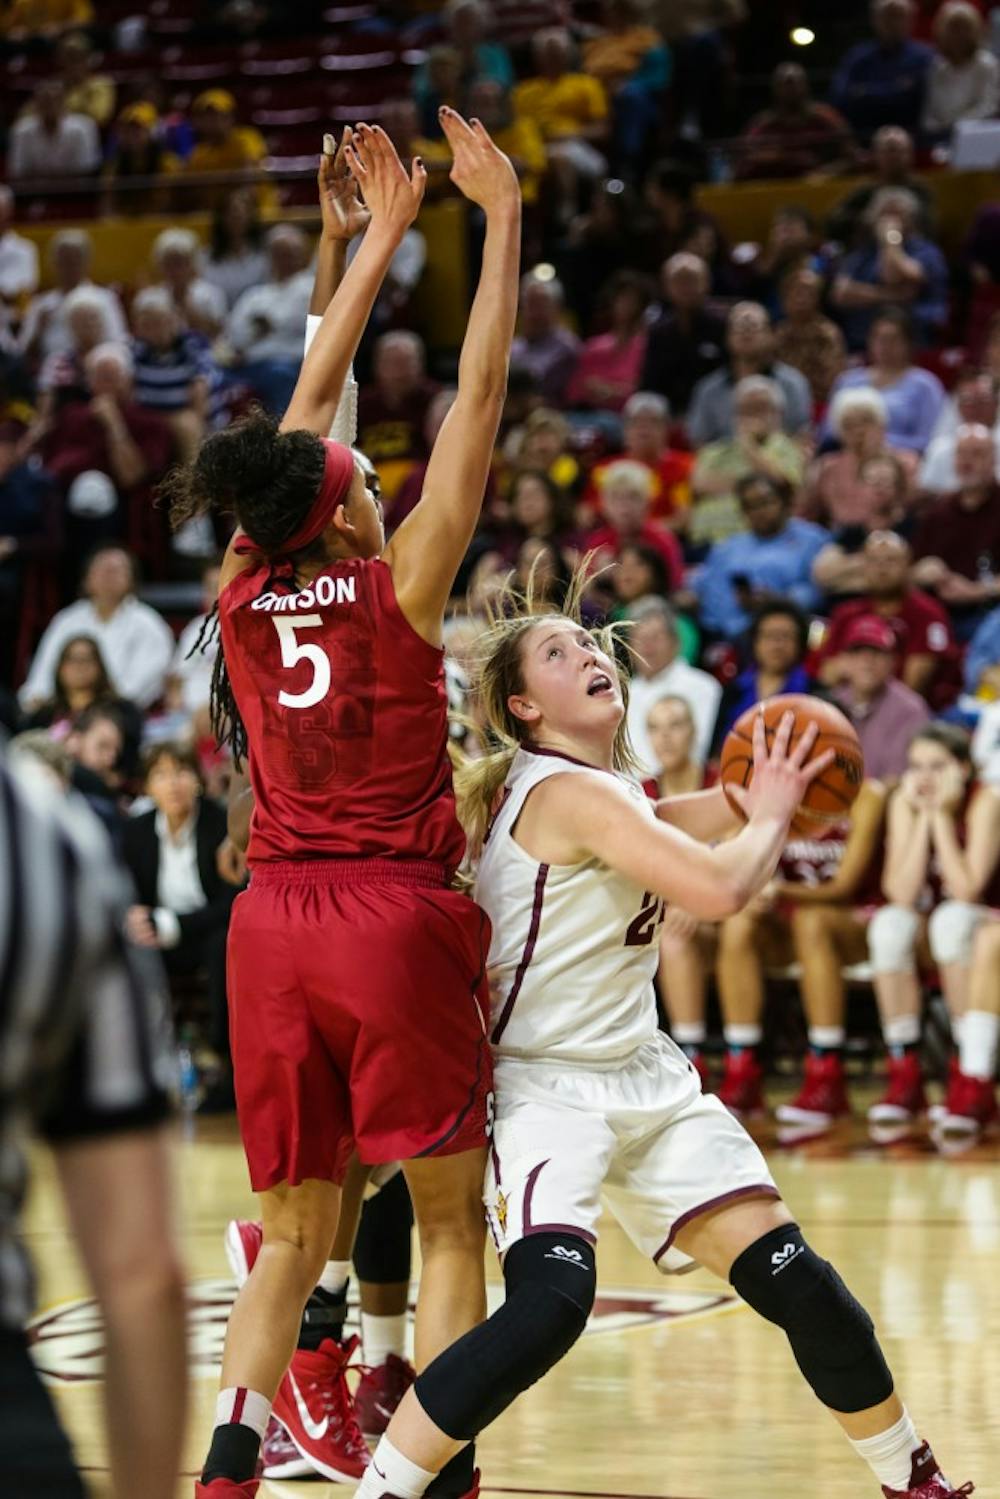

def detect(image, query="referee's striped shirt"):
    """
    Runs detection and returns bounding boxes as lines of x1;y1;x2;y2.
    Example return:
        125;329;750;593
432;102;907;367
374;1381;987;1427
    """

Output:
0;755;173;1330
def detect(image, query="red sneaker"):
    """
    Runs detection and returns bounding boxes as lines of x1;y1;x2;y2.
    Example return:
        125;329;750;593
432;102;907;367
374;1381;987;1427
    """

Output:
940;1069;999;1138
272;1335;370;1482
354;1351;416;1436
777;1053;851;1127
717;1051;765;1117
194;1481;259;1497
224;1219;262;1286
880;1440;973;1496
261;1415;313;1479
868;1053;927;1126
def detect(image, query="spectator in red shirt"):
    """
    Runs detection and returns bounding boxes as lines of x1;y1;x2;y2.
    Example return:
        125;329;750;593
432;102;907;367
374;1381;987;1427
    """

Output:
584;458;683;588
357;330;439;506
912;423;1000;637
737;62;855;182
564;269;650;414
819;528;959;705
584;391;693;526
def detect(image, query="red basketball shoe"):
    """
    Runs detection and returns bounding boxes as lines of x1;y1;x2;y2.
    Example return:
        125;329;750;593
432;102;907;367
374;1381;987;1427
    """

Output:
880;1441;973;1496
717;1051;765;1117
355;1352;416;1436
272;1335;371;1482
194;1481;259;1497
867;1054;927;1126
224;1219;262;1286
777;1053;851;1127
261;1416;313;1479
939;1069;998;1138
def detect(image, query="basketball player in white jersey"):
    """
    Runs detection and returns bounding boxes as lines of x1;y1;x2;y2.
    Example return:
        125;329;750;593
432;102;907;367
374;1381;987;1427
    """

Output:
350;577;971;1499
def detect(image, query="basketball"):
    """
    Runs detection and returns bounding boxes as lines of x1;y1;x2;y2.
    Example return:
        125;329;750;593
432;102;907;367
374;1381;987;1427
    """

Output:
719;693;864;835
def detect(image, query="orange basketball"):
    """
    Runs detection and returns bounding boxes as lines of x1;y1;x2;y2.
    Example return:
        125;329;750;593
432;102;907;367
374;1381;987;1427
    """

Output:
719;693;864;835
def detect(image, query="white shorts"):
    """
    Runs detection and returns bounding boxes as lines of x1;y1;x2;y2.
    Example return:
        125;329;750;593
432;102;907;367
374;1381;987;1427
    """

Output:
485;1032;779;1273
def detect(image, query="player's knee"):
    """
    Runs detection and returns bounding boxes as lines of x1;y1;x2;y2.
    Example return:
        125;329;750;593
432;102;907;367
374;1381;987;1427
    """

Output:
729;1225;893;1414
928;900;984;967
974;919;1000;963
260;1228;331;1297
868;904;920;974
791;905;833;944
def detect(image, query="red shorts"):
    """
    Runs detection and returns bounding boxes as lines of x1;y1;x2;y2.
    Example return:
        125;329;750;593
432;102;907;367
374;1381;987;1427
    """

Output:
227;858;493;1192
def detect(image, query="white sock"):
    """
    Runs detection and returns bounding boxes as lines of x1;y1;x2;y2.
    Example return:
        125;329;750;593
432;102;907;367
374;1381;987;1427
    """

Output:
362;1310;408;1365
951;1012;966;1046
959;1009;1000;1081
808;1025;845;1051
884;1014;921;1048
317;1259;350;1296
848;1409;921;1491
672;1021;706;1047
214;1386;271;1439
725;1023;762;1049
356;1436;435;1499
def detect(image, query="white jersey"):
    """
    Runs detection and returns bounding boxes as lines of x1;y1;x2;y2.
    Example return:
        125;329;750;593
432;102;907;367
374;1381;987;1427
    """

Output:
475;747;665;1067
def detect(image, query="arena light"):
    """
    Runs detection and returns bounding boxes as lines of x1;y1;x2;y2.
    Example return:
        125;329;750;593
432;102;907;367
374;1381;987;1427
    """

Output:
791;25;816;44
533;262;557;282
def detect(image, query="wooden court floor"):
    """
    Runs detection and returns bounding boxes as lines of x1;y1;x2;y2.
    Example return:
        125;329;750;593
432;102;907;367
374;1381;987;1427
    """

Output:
23;1091;1000;1499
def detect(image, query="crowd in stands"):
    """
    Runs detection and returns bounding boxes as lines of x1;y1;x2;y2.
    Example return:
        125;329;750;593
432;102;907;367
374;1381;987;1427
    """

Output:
3;0;1000;1138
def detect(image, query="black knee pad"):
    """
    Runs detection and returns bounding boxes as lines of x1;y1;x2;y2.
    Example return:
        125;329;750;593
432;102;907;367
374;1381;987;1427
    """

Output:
729;1224;894;1414
415;1233;595;1441
353;1171;413;1285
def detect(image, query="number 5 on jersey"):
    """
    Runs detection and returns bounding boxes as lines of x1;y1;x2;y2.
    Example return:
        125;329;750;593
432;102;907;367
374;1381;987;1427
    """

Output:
273;616;331;709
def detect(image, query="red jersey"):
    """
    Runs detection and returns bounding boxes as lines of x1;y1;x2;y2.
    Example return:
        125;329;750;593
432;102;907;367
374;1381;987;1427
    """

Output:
779;810;884;910
925;783;1000;911
219;556;465;871
821;590;961;709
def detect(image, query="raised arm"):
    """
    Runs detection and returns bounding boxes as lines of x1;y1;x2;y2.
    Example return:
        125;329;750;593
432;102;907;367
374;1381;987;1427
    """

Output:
384;109;521;644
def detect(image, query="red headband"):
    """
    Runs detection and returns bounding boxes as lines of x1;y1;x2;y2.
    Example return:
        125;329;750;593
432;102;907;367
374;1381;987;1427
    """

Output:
234;438;357;558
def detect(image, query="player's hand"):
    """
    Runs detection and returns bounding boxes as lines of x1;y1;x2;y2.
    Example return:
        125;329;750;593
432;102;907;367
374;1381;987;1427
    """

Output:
929;759;966;814
660;905;699;942
728;709;834;829
440;107;520;214
216;836;248;887
125;905;160;948
344;122;426;238
318;129;371;242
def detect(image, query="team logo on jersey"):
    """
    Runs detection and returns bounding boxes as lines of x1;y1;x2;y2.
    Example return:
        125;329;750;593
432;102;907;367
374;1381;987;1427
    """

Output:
27;1278;737;1383
495;1188;508;1234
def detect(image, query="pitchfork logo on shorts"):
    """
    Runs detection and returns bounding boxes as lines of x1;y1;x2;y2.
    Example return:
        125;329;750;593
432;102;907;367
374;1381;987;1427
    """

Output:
27;1278;738;1383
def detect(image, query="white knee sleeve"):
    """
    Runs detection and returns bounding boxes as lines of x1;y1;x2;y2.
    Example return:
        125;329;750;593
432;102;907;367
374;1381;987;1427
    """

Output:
927;900;986;967
868;905;921;974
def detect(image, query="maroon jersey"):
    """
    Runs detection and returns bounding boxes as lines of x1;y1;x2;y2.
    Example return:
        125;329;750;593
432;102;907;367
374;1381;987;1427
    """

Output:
219;556;465;870
779;810;885;909
925;783;1000;910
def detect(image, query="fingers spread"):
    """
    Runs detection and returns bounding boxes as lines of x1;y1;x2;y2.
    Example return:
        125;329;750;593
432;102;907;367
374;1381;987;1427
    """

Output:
751;708;767;764
439;105;476;147
802;748;836;783
789;719;819;768
773;708;794;758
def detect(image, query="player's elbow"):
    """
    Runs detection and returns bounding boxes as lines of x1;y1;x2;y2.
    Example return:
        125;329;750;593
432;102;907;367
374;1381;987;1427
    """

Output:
681;874;748;921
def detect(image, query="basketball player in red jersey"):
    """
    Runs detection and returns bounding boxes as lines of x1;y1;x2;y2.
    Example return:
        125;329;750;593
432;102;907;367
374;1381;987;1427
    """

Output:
167;115;521;1499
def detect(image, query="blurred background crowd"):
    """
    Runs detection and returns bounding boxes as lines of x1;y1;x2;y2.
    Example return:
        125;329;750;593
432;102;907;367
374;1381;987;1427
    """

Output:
3;0;1000;1135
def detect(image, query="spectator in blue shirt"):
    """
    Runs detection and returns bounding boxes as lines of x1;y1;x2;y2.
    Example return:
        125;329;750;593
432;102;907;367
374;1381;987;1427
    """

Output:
830;0;934;142
964;604;1000;696
130;286;222;462
711;600;817;750
831;188;949;349
696;473;829;638
822;308;945;453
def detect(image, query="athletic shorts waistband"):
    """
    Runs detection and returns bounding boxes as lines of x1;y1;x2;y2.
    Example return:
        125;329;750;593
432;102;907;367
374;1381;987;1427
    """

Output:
248;857;450;888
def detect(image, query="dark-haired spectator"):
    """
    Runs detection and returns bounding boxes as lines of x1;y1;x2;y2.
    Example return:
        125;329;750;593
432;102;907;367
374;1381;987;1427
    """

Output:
102;102;181;217
833;614;930;778
151;228;227;336
626;595;721;770
687;301;812;446
830;0;933;142
0;425;59;686
16;230;126;367
512;535;573;605
21;632;142;768
819;529;958;704
912;424;1000;634
611;542;701;662
827;125;933;247
225;225;312;416
513;28;609;212
806;386;918;527
559;179;643;329
19;544;173;712
358;330;439;506
712;601;816;747
774;266;847;408
737;62;854;181
922;0;999;136
124;743;237;1110
414;1;514;122
501;468;578;563
415;46;464;136
55;30;115;128
7;79;100;180
738;206;831;319
697;473;828;638
919;372;1000;491
640;253;726;416
504;406;580;495
587;391;693;525
636;161;728;287
131;287;219;464
831;188;949;350
582;0;671;166
184;88;274;212
689;375;806;550
0;186;38;315
565;270;649;413
585;459;683;588
202;188;268;310
510;274;581;406
823;309;945;452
